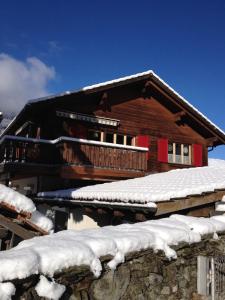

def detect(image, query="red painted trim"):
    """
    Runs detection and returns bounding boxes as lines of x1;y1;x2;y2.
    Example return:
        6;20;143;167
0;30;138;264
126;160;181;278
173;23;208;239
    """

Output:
137;135;150;159
193;144;203;167
157;138;168;162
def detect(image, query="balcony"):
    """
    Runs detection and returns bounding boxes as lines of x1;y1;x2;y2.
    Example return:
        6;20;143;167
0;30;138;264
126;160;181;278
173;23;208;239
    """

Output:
0;135;148;180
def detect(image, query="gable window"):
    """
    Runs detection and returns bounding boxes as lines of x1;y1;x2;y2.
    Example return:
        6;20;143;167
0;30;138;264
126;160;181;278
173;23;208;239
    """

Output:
168;143;191;165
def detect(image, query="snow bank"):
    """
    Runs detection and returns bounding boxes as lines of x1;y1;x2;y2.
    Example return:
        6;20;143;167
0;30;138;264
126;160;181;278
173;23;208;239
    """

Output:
35;276;65;300
0;183;35;213
0;214;225;283
0;282;15;300
38;159;225;206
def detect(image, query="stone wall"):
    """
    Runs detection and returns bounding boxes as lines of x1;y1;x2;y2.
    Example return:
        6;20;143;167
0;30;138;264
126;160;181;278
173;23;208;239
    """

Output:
11;233;225;300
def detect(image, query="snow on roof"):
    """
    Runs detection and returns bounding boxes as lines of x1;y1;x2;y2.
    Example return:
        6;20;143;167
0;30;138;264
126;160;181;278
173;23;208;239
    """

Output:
0;183;35;213
0;214;225;285
38;159;225;206
0;183;53;233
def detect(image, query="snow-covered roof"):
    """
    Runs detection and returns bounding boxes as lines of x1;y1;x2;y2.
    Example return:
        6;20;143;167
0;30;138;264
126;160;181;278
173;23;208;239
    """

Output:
38;159;225;207
0;214;225;287
0;184;53;233
2;70;225;142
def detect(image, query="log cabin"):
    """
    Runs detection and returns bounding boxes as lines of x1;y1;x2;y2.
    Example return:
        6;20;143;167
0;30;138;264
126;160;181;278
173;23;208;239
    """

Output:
0;70;225;229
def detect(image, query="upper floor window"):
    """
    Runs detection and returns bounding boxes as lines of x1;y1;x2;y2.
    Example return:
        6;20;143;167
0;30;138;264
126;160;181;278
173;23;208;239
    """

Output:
168;143;192;165
88;130;101;141
87;129;135;146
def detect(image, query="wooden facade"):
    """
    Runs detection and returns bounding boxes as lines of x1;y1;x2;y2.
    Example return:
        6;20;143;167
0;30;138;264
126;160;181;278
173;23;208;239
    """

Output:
0;71;225;194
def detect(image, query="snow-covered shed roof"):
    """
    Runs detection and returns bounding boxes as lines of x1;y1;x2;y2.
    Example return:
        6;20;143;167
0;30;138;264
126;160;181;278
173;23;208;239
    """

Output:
0;183;53;233
2;70;225;144
38;159;225;209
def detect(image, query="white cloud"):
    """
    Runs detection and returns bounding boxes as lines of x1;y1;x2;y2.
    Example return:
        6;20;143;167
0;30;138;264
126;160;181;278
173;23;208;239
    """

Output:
0;53;55;115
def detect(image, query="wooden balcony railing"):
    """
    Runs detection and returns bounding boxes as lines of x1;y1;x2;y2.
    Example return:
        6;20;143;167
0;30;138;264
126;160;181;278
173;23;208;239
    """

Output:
0;135;148;172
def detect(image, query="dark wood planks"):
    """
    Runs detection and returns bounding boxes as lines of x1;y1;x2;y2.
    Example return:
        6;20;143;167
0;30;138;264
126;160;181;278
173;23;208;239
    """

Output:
0;214;37;240
155;190;225;216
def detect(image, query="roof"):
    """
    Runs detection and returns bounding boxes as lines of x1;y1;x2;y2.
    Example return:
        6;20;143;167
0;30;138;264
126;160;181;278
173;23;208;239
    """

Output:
38;159;225;208
2;70;225;143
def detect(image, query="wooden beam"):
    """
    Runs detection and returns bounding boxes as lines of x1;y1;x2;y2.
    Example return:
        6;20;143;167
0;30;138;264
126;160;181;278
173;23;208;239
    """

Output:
135;213;147;221
0;214;37;240
0;201;31;218
142;80;151;94
155;190;225;216
206;137;218;147
0;227;8;239
84;207;94;214
173;111;186;122
114;210;125;217
97;208;108;215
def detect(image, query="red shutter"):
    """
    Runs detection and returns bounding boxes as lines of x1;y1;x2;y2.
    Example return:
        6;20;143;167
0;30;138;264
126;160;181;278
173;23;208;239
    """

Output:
137;135;150;159
158;138;168;162
193;144;203;167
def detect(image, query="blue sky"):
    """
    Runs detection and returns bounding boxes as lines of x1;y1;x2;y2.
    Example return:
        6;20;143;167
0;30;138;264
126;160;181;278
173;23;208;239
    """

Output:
0;0;225;158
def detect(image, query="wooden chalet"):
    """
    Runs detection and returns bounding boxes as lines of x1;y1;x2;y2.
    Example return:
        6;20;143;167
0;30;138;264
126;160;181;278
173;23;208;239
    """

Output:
0;70;225;229
1;71;225;187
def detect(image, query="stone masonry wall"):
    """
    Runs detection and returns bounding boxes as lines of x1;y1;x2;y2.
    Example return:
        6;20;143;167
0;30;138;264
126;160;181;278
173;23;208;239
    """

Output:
11;233;225;300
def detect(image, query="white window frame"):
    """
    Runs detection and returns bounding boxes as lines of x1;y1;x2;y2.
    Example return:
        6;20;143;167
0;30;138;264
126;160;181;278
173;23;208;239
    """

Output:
168;142;192;165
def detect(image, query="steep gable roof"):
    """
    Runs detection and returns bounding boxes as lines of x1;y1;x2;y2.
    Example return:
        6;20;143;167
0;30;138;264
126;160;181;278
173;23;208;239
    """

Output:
2;70;225;144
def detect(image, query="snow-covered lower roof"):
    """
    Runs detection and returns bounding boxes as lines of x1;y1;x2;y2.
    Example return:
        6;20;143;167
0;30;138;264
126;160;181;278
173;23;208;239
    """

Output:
2;70;225;142
0;214;225;285
0;184;53;233
38;159;225;207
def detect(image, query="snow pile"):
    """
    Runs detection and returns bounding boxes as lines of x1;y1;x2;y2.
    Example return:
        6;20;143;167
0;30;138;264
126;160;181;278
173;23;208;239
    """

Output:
0;214;225;285
30;210;53;233
35;276;65;300
38;160;225;206
0;183;53;233
208;158;225;168
0;282;15;300
0;183;35;213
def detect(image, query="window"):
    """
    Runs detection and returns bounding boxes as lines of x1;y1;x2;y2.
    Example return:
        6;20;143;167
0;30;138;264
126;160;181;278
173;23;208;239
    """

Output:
88;130;101;141
168;142;191;165
88;129;136;146
105;132;114;143
117;134;124;145
126;135;134;146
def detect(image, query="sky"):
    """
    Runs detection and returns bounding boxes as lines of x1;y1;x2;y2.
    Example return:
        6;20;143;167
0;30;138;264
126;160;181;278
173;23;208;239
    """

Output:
0;0;225;158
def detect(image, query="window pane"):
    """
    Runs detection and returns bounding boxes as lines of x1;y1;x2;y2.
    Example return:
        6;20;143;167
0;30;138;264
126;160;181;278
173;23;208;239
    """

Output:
168;143;173;154
183;144;189;156
88;130;101;141
175;144;181;164
127;136;133;146
105;132;114;143
117;134;124;145
168;143;173;163
183;144;190;165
